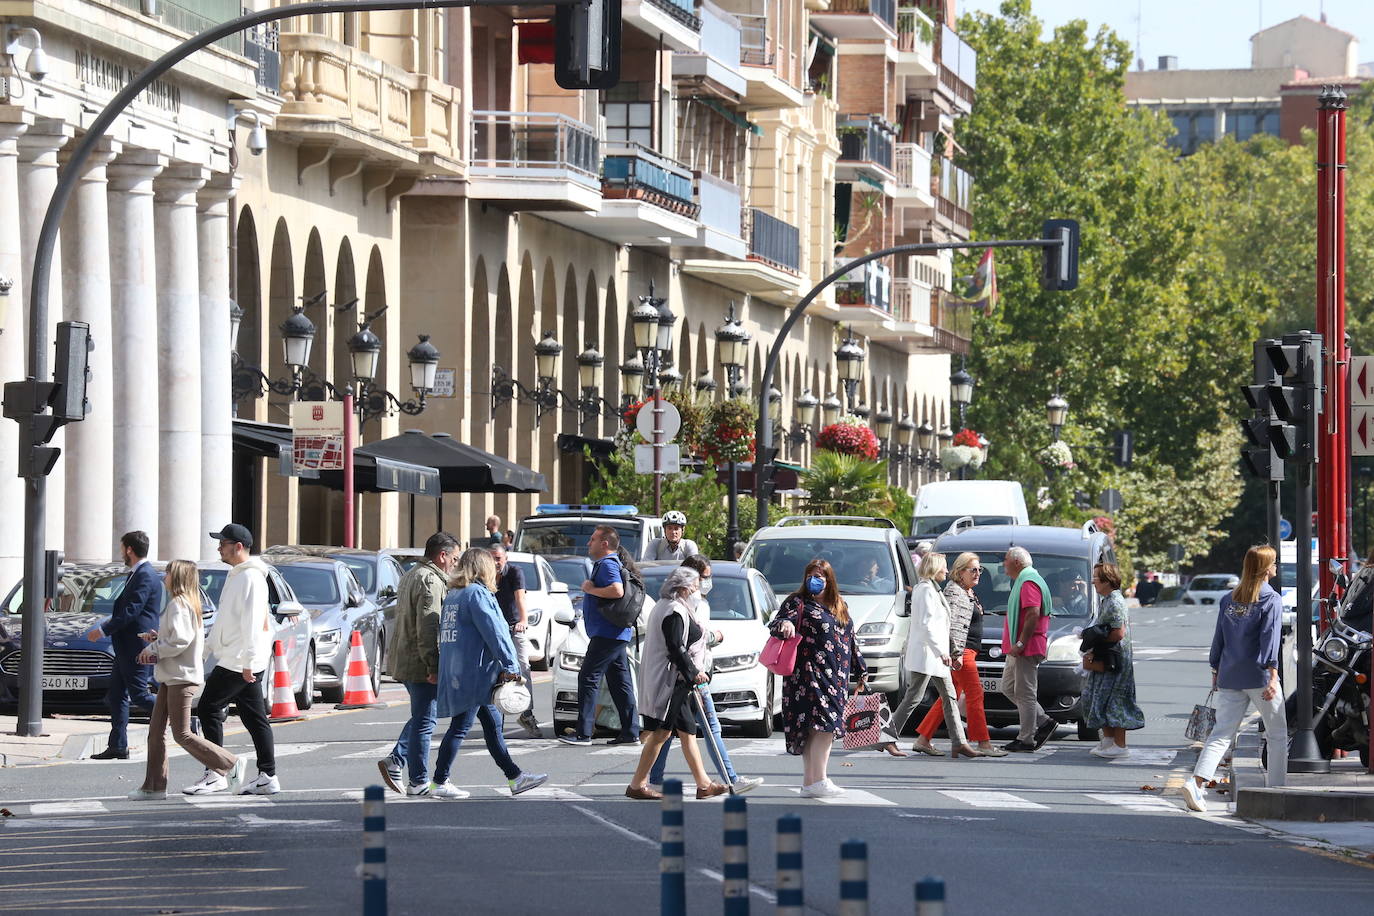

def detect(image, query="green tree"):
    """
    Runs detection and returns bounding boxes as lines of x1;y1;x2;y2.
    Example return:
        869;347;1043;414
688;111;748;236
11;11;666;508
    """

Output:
800;451;893;518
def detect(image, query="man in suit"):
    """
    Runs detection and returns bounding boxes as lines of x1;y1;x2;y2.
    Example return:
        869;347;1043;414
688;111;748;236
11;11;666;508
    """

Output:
86;531;162;759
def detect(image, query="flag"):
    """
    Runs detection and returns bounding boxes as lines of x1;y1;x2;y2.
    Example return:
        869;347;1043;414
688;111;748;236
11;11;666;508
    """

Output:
945;248;999;316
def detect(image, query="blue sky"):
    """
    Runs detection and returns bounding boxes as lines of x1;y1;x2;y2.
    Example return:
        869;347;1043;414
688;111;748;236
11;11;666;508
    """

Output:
957;1;1374;70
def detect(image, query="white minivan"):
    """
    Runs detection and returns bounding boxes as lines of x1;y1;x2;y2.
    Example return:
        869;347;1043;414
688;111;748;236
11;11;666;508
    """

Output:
910;480;1029;539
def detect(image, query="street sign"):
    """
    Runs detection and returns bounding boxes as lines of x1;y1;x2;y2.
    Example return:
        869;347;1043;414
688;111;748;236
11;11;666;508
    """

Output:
1351;356;1374;405
635;399;681;441
634;443;680;474
291;401;346;470
1279;517;1293;540
431;368;456;398
1353;406;1374;457
1098;488;1123;514
1166;543;1186;563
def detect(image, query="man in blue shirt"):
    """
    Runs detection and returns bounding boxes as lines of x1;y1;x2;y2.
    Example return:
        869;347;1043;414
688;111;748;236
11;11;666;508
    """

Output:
559;525;639;746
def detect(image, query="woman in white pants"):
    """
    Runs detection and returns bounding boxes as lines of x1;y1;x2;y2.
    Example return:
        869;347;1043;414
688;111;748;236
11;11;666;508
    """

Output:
1184;544;1287;812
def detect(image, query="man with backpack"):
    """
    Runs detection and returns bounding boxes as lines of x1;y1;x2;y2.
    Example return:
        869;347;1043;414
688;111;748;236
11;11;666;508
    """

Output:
559;525;641;746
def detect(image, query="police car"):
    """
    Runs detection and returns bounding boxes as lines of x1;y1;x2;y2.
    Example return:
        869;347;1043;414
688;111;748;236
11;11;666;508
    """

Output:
513;504;665;562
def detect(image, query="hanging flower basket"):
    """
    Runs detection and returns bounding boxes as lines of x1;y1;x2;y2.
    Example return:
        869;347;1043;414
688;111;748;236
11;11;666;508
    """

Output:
1037;440;1075;469
817;422;880;460
940;445;985;470
952;428;982;449
702;398;756;466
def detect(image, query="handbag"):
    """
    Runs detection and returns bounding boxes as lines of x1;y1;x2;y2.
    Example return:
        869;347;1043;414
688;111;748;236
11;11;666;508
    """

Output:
841;691;895;750
492;680;531;717
1184;689;1217;742
761;635;801;676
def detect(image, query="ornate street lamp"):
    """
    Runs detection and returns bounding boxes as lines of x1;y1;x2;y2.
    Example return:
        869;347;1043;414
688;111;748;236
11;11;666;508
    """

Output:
789;388;818;446
279;303;316;375
835;328;866;409
534;331;563;387
873;408;893;443
714;302;753;547
852;400;870;420
897;413;916;460
578;344;604;392
658;364;683;389
347;321;382;384
1046;391;1069;441
950;360;974;428
821;392;843;428
229;300;244;354
620;356;645;401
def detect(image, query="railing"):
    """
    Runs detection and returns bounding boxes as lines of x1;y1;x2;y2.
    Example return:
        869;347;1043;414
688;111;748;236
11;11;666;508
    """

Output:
244;20;281;94
470;112;600;180
939;23;977;105
827;0;896;29
697;172;743;238
748;208;801;273
738;14;775;66
891;277;933;324
111;0;243;52
838;119;894;172
937;158;973;231
896;4;936;55
603;144;700;216
894;142;932;193
934;289;974;354
646;0;703;30
698;2;742;66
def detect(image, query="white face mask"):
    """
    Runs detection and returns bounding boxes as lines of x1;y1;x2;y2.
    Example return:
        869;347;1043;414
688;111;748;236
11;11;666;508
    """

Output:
699;578;713;596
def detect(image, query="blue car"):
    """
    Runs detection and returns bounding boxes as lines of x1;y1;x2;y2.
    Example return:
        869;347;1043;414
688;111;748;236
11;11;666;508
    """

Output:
0;563;216;713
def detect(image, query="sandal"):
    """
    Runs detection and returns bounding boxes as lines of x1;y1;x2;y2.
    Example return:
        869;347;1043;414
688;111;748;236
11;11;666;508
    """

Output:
910;740;944;757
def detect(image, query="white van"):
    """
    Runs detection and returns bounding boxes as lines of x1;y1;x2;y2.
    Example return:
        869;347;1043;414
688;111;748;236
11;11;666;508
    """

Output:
1279;538;1320;634
910;480;1029;539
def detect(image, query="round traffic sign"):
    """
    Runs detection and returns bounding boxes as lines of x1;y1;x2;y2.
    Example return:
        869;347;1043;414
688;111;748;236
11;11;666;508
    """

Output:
1279;517;1292;540
635;399;682;441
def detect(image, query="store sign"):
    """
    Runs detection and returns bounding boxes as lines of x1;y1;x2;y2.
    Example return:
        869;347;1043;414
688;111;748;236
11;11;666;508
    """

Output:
291;401;345;470
431;368;456;398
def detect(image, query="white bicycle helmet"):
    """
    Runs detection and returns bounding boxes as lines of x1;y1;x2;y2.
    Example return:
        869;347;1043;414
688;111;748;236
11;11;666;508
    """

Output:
663;510;688;526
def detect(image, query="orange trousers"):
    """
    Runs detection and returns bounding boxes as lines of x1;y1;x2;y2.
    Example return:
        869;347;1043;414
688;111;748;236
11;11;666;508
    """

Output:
916;648;990;743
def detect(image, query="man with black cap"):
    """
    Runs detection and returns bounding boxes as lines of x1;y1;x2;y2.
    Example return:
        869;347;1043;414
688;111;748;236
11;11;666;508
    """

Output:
188;524;280;795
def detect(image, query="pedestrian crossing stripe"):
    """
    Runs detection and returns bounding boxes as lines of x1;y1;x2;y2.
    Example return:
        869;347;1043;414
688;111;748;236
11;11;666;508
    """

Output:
791;788;896;807
183;794;276;807
1086;793;1183;813
939;790;1048;809
340;743;401;759
29;801;107;815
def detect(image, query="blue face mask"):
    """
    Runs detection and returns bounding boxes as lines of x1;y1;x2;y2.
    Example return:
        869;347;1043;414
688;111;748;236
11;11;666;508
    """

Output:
806;575;825;595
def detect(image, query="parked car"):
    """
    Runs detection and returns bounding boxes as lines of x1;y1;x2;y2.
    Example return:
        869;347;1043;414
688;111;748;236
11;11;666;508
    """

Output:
263;555;385;702
196;561;316;708
1180;574;1240;607
0;563;219;713
638;561;782;737
514;504;665;561
742;517;919;700
497;551;576;669
381;547;425;574
932;521;1117;740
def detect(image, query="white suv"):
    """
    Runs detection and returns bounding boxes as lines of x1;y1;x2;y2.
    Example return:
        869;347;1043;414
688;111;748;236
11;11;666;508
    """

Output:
741;518;917;697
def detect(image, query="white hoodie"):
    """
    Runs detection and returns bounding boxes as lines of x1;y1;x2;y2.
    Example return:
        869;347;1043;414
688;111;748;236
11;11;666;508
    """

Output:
206;556;273;673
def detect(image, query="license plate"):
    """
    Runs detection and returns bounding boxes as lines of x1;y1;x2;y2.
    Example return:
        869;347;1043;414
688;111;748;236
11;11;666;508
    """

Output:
42;676;88;690
980;678;1000;693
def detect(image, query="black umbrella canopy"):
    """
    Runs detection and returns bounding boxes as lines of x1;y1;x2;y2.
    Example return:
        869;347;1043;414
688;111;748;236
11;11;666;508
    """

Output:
359;430;546;494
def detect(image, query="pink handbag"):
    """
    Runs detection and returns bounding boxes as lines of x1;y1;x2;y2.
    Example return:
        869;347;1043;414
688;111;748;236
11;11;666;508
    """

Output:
761;635;800;676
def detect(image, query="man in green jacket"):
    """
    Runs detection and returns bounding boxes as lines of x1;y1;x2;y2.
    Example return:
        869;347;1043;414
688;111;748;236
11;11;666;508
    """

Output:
378;531;460;796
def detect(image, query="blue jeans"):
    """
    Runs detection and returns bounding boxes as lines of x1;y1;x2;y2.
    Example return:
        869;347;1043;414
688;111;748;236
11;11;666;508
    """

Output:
575;636;638;740
433;704;521;784
390;681;438;786
649;689;736;785
106;650;155;752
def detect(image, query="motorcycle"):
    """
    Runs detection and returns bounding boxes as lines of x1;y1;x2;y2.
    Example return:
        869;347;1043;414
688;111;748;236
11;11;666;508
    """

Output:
1289;560;1372;768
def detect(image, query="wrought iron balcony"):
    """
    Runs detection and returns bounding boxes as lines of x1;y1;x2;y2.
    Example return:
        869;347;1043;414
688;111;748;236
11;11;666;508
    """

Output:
244;20;280;95
111;0;244;52
838;118;894;173
747;208;800;273
647;0;702;30
603;144;699;217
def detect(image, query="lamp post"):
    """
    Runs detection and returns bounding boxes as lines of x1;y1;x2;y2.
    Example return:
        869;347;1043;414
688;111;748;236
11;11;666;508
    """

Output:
897;414;915;481
835;329;866;411
632;281;676;516
789;388;818;448
491;333;626;427
1046;391;1069;442
949;361;974;430
916;419;935;477
715;303;751;546
873;408;893;458
821;393;843;428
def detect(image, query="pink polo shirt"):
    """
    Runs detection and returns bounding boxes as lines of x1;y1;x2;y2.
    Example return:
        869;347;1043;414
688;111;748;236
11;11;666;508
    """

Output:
1001;582;1051;657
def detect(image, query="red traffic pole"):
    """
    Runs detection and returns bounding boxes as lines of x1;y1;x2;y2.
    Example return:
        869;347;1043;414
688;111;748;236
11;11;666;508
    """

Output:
344;393;356;548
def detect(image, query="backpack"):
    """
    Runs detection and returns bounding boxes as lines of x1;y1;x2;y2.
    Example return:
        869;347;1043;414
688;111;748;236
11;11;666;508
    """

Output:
597;557;645;629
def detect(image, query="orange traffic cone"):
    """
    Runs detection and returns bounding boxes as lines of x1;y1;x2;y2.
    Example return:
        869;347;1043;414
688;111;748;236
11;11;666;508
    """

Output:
268;640;305;723
335;630;384;709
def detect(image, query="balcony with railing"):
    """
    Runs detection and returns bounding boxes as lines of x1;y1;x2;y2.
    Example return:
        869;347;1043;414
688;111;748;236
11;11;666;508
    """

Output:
811;0;897;39
244;20;281;95
891;276;932;324
737;12;805;109
544;143;701;246
836;117;896;186
466;112;602;211
892;142;934;208
939;23;977;112
932;289;973;355
895;4;936;78
673;2;747;96
692;172;747;258
624;0;704;52
936;158;973;236
747;208;801;273
109;0;244;53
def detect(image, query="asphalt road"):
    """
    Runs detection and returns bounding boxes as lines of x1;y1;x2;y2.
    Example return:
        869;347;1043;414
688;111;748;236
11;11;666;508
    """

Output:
2;601;1371;914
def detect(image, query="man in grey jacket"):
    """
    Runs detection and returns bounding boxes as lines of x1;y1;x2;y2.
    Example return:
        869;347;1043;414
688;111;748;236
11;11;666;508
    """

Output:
188;524;279;796
378;531;460;797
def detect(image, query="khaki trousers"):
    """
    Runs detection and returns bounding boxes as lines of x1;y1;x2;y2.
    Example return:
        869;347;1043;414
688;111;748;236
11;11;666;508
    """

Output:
1000;654;1051;743
141;683;238;792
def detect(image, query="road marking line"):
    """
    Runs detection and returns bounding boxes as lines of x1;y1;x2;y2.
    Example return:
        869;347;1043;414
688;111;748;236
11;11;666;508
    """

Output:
588;745;642;756
1086;793;1184;813
939;790;1047;810
1109;749;1178;766
339;743;401;759
791;788;896;807
895;812;995;822
271;743;326;758
28;802;107;816
183;795;276;807
512;786;592;803
726;739;788;756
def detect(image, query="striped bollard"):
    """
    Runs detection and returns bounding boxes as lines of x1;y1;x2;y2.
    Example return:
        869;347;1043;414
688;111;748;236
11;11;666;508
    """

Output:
915;876;945;916
723;796;749;915
776;814;803;916
661;778;686;916
839;839;868;916
362;785;387;916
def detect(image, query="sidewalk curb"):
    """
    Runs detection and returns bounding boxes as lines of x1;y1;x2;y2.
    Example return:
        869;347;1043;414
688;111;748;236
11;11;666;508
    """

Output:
1233;722;1374;822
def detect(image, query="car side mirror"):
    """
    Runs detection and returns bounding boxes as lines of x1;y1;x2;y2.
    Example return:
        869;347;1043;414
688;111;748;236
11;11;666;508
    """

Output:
554;607;576;626
379;586;397;601
275;599;305;618
346;591;364;609
549;581;569;595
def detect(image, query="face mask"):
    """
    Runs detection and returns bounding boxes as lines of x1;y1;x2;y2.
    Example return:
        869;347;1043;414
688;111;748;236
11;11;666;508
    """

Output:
806;575;825;595
699;578;713;596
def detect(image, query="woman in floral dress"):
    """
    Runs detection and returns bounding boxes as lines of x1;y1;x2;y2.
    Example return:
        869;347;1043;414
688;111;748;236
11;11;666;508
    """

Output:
1081;562;1145;758
769;558;867;799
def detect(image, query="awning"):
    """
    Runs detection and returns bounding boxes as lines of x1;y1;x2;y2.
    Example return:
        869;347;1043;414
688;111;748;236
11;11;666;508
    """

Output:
232;419;307;478
557;434;616;458
316;451;441;496
691;97;761;135
358;430;546;494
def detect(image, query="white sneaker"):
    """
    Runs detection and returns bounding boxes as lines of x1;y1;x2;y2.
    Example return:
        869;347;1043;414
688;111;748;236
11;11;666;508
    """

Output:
240;772;281;795
1182;780;1208;812
406;781;432;797
377;756;405;794
1094;744;1130;759
509;772;549;796
428;781;471;800
730;776;764;795
183;770;228;795
127;788;167;800
800;779;845;799
1095;737;1114;753
225;758;246;794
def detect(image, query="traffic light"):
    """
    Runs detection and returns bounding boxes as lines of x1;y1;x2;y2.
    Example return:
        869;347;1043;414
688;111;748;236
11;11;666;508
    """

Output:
555;0;621;90
1265;332;1321;463
1240;338;1285;481
1112;429;1134;468
1040;218;1080;291
52;321;92;422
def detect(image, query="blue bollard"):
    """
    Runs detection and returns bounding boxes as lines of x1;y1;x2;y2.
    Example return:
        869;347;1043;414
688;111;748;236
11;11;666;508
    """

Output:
723;796;749;915
661;778;686;916
776;814;804;916
915;876;945;916
839;839;868;916
362;784;387;916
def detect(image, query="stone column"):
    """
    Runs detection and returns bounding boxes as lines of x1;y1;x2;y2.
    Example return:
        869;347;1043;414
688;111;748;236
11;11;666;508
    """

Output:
108;151;166;557
155;165;209;562
59;138;121;564
18;120;72;549
197;176;237;562
0;107;32;588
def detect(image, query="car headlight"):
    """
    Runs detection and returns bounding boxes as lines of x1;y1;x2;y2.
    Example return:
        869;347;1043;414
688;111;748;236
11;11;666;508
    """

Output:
526;609;543;628
1045;635;1081;663
712;653;758;673
558;651;583;671
988;645;1004;659
857;622;894;636
317;628;343;653
1320;637;1350;665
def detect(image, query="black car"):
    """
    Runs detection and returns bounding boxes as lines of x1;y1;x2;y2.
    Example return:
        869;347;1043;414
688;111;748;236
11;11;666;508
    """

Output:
932;522;1117;740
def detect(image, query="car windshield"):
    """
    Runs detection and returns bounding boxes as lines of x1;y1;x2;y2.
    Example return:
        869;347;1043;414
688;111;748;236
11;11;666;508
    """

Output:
1190;575;1237;591
510;561;539;588
964;553;1094;619
200;569;227;604
276;566;340;605
912;515;1017;538
639;571;757;621
548;557;592;590
393;555;422;573
747;539;898;596
3;571;187;617
516;521;643;557
1278;564;1319;588
336;557;375;594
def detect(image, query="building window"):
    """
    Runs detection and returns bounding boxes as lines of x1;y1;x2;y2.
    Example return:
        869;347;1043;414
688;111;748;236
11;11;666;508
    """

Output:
603;82;654;147
1226;109;1280;142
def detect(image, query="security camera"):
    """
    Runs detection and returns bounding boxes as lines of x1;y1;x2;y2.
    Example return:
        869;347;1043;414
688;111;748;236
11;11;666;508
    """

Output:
25;45;48;81
5;27;47;82
247;123;267;156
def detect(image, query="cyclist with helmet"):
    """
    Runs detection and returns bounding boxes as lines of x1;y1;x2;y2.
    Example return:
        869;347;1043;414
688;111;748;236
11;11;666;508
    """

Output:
648;511;700;562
